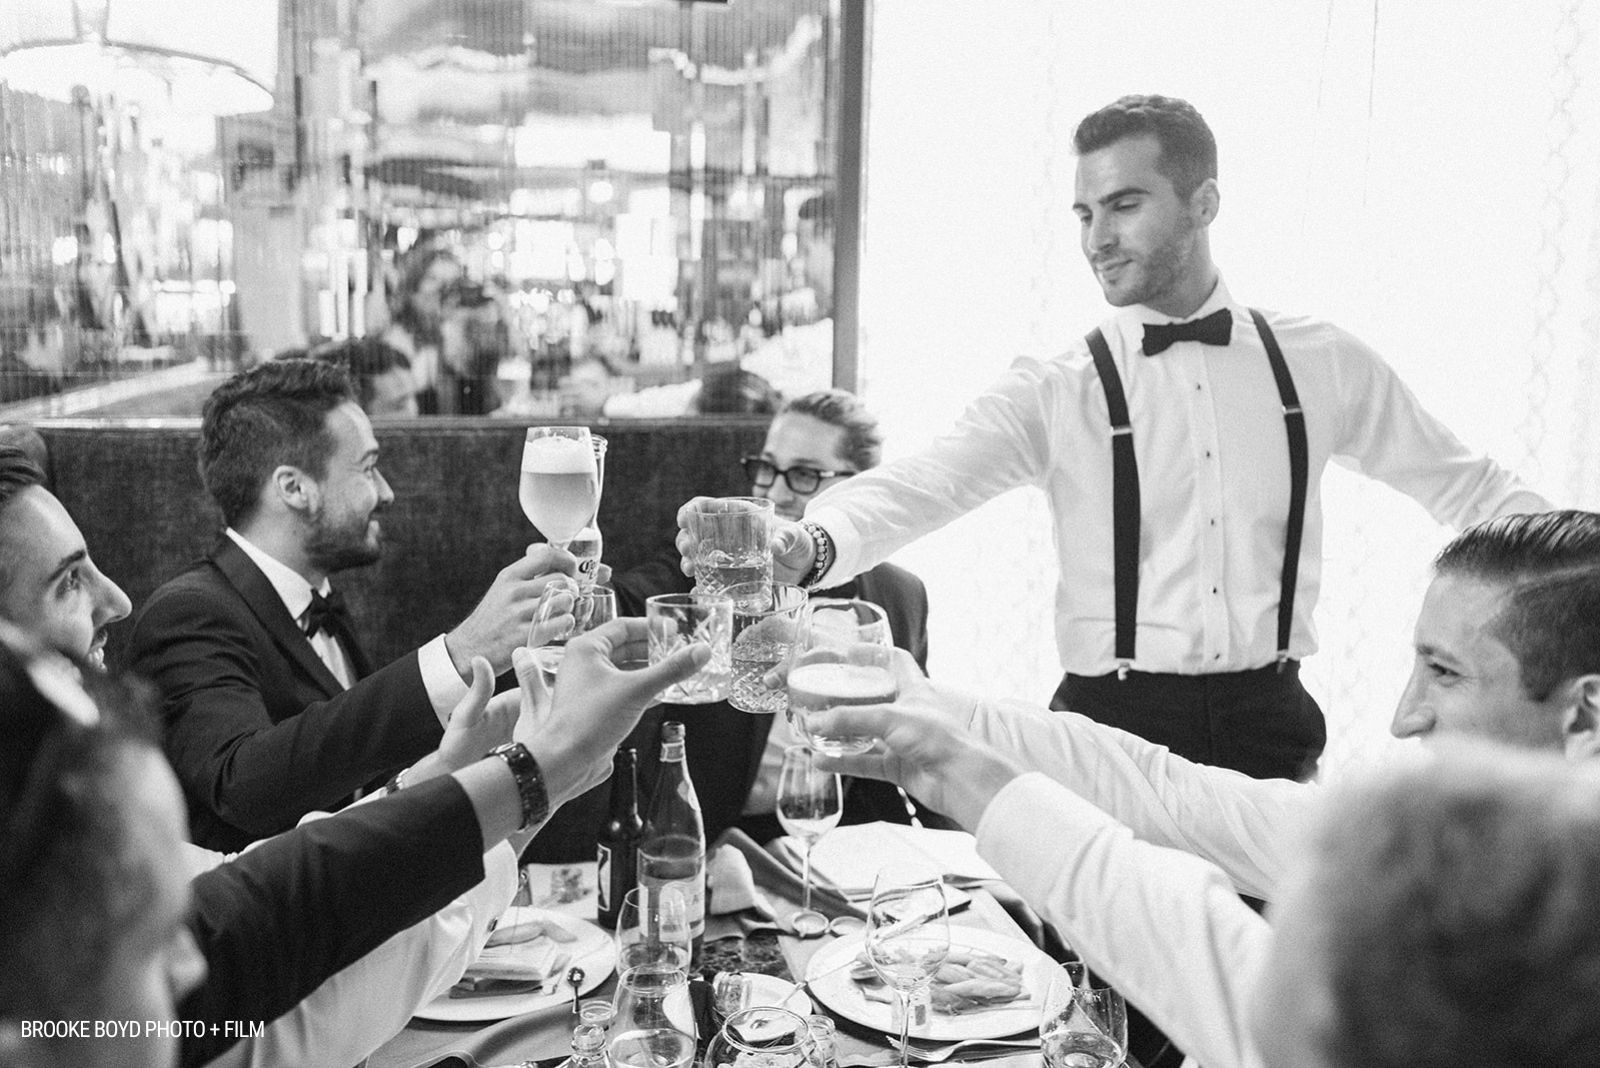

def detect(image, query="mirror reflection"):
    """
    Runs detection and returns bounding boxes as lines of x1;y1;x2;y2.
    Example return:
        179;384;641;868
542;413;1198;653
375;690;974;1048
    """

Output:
0;0;849;421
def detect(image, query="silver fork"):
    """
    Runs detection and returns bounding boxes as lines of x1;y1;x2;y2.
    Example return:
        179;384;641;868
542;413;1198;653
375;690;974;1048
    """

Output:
892;1037;1040;1062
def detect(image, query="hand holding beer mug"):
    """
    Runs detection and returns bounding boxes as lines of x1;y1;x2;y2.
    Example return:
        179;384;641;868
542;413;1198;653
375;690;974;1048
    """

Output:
785;598;897;755
520;426;599;552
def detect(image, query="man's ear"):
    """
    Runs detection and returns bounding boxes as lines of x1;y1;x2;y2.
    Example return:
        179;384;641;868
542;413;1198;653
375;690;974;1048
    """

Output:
269;464;317;515
1560;675;1600;760
1190;177;1220;227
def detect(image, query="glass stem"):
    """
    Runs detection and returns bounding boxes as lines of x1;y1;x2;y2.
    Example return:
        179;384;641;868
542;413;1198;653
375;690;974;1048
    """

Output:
801;837;816;913
896;988;913;1068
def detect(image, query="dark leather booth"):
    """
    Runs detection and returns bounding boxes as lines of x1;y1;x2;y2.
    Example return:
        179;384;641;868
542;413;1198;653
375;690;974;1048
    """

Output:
37;416;770;858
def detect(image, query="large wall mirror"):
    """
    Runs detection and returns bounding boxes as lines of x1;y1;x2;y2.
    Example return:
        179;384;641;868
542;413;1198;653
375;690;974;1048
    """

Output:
0;0;865;421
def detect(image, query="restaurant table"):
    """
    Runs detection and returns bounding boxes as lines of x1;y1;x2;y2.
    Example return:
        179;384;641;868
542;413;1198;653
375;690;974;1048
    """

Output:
364;831;1142;1068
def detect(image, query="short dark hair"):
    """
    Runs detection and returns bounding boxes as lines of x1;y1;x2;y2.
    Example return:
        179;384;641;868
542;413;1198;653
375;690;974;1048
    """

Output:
798;191;835;238
308;337;413;413
0;444;45;512
696;366;779;416
0;631;162;1021
780;389;882;471
1433;510;1600;581
1310;747;1600;1067
1073;94;1218;199
198;359;357;527
0;445;49;592
1490;570;1600;701
1433;512;1600;700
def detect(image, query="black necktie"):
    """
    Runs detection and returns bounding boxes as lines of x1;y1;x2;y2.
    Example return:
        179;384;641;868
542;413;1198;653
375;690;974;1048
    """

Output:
1141;307;1233;356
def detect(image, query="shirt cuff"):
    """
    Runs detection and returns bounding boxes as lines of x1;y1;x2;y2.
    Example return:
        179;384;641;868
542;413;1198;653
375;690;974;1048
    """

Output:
418;634;470;727
804;503;866;584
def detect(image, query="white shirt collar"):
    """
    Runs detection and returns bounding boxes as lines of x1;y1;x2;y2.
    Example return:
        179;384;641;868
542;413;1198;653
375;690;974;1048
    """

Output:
225;528;330;625
1119;273;1235;327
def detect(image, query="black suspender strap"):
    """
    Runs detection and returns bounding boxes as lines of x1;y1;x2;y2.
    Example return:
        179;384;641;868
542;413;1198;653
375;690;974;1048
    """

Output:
1248;309;1309;669
1085;312;1309;678
1085;327;1140;679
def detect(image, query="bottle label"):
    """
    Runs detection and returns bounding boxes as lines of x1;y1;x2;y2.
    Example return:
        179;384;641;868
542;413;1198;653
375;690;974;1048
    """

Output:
596;844;613;914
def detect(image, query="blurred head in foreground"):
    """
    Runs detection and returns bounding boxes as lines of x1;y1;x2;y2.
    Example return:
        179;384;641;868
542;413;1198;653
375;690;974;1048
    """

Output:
1254;743;1600;1068
0;630;206;1068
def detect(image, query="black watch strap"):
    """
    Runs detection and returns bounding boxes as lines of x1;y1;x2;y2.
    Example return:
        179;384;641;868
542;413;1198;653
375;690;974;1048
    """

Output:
488;742;549;831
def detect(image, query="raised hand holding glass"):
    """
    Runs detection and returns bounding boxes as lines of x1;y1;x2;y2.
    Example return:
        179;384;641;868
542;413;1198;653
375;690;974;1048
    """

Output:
785;599;897;756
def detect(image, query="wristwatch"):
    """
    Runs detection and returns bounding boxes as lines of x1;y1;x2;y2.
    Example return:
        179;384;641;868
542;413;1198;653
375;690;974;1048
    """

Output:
488;741;550;831
798;520;835;590
384;767;408;796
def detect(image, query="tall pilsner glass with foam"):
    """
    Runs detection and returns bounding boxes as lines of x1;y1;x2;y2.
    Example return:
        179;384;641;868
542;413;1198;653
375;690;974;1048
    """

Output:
519;426;598;550
785;598;897;756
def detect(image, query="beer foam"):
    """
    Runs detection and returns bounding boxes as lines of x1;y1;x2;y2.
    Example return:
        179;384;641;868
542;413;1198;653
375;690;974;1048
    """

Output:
521;435;595;473
788;661;895;698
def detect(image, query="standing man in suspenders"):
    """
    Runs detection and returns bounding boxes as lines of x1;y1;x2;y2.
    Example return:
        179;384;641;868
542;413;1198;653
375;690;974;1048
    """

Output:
676;93;1551;783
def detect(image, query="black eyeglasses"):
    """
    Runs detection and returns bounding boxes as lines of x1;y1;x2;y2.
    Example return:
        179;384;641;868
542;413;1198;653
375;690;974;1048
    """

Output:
741;456;852;495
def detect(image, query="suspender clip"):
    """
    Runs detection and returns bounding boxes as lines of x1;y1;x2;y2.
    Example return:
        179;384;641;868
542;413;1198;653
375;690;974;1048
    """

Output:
1275;649;1290;673
1116;660;1131;681
1282;403;1303;416
1110;425;1133;438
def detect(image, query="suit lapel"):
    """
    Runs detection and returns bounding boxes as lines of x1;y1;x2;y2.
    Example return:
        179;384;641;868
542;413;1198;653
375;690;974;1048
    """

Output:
210;539;345;698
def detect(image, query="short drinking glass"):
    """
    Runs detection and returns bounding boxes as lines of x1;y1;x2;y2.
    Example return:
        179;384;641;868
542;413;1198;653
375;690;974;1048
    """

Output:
785;598;897;755
646;593;733;704
724;581;807;715
686;497;775;596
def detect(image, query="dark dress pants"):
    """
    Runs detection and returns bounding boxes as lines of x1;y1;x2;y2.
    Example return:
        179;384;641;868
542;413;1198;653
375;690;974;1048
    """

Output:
1045;663;1326;1068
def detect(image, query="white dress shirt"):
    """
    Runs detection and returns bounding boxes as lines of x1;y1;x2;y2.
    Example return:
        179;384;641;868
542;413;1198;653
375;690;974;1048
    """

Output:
808;278;1552;675
965;692;1318;899
203;841;520;1068
224;529;468;723
978;774;1270;1068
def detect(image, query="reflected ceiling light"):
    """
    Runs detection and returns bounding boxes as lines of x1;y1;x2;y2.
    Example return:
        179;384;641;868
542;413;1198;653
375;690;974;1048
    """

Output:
0;0;278;115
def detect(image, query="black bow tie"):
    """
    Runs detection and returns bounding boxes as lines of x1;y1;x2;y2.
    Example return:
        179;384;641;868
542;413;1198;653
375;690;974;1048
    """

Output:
303;588;353;641
1141;308;1233;356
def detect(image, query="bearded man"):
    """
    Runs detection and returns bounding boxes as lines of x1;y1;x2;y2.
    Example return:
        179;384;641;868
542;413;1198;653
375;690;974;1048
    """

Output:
128;359;574;851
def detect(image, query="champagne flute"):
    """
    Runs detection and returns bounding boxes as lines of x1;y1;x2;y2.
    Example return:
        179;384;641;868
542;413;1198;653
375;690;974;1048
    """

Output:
785;599;897;755
1041;963;1127;1068
865;863;949;1068
776;745;842;937
610;962;696;1068
519;426;599;551
615;885;692;973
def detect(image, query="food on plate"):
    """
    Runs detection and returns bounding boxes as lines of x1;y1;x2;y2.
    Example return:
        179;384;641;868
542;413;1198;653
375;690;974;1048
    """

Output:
486;906;579;948
849;947;1027;1014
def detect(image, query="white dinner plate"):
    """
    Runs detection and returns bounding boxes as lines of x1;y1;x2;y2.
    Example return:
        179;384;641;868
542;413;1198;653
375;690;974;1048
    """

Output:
805;927;1049;1041
415;909;616;1023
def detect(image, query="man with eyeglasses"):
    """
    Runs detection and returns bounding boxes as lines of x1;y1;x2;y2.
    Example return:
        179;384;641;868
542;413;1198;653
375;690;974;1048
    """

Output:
614;389;938;842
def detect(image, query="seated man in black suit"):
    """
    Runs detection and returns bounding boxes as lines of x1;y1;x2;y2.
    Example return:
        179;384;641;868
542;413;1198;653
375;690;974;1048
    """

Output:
615;389;940;842
127;358;577;851
0;610;706;1068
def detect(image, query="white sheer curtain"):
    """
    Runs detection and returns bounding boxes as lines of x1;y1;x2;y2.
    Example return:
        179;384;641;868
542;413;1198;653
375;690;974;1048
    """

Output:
857;0;1600;777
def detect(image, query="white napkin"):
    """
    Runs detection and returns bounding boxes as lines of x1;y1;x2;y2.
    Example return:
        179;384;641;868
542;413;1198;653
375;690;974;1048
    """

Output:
707;843;773;917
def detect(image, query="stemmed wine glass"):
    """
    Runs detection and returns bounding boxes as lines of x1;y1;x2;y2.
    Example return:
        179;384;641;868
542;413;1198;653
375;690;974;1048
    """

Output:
1041;963;1127;1068
610;962;696;1068
785;599;897;756
519;426;599;551
776;745;842;938
615;885;692;973
865;863;950;1068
